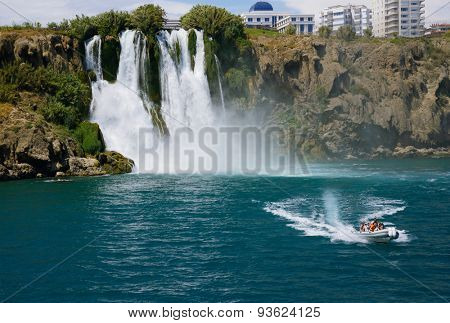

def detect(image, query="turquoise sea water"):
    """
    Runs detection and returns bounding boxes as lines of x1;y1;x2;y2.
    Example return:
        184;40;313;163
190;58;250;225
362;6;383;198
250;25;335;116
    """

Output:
0;159;449;302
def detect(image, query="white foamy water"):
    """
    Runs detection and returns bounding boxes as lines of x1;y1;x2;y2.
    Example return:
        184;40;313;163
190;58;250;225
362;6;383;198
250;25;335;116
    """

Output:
157;29;214;130
360;197;406;222
86;30;153;170
265;192;411;244
264;192;366;244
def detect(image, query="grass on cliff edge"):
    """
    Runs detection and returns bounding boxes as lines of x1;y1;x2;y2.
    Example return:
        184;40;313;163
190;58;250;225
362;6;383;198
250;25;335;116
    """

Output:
245;28;281;38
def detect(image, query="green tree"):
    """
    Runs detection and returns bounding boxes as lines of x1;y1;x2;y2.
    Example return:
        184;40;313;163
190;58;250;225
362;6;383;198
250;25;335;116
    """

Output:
180;5;245;40
91;10;131;37
318;26;332;38
336;25;356;41
129;4;165;36
285;24;296;35
363;28;373;38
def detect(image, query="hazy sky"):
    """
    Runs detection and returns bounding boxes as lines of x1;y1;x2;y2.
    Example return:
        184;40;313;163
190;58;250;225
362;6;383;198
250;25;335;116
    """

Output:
0;0;448;26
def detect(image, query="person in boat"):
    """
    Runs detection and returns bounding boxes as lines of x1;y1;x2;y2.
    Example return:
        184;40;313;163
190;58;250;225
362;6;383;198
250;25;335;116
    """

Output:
378;222;384;230
369;220;379;232
360;223;366;232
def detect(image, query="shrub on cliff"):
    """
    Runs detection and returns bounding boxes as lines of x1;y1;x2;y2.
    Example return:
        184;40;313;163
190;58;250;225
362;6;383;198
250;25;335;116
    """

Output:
224;68;247;97
40;98;80;129
0;63;91;126
318;26;332;38
129;4;165;36
363;28;373;38
285;25;297;35
336;25;356;41
74;121;106;155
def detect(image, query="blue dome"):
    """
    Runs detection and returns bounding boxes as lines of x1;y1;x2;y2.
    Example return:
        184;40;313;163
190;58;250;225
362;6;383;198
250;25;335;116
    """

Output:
249;2;274;12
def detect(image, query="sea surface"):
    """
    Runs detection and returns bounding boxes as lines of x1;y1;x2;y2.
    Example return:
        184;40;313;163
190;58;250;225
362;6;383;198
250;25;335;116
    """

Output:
0;159;449;302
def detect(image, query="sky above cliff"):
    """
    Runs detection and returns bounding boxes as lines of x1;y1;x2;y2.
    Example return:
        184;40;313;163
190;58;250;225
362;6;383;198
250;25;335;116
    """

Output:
0;0;448;26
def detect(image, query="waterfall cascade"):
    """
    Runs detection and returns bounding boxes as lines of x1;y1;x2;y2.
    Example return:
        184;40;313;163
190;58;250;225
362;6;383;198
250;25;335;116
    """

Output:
85;35;103;80
86;30;153;170
157;29;214;131
85;29;296;175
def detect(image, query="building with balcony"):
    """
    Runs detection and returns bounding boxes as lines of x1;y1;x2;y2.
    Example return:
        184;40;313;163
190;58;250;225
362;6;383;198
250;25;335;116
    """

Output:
372;0;425;37
241;1;315;35
318;5;372;36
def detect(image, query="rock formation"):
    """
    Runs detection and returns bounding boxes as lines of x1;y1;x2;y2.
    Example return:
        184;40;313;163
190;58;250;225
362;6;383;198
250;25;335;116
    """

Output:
0;103;133;180
247;35;449;160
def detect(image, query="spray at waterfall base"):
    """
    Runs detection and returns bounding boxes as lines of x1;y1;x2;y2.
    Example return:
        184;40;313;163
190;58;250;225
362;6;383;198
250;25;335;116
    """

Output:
85;29;307;175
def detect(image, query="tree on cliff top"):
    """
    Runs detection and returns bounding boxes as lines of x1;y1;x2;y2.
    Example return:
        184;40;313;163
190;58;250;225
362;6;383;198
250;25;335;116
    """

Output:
129;4;166;36
180;5;245;41
318;26;332;38
336;25;356;41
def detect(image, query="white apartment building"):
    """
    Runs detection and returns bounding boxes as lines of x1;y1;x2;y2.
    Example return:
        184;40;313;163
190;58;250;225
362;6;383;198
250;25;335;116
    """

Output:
241;1;315;35
318;5;372;36
276;15;315;35
372;0;425;37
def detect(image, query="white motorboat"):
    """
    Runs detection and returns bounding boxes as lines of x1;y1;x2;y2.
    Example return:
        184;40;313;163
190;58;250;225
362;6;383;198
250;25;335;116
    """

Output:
358;227;399;242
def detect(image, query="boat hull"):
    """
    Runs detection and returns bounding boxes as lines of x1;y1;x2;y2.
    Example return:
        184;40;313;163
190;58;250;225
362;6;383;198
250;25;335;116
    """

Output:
357;227;399;242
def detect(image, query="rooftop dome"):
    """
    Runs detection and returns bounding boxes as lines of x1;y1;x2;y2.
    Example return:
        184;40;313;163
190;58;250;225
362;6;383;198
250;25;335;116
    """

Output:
249;2;274;12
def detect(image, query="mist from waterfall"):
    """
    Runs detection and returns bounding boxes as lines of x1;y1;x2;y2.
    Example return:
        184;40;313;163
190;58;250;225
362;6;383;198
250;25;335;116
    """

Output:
85;29;300;175
86;31;153;170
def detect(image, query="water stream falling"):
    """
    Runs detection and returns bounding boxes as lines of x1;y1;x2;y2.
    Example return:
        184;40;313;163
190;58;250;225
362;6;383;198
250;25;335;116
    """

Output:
85;30;153;170
85;29;295;175
214;54;226;112
157;29;214;130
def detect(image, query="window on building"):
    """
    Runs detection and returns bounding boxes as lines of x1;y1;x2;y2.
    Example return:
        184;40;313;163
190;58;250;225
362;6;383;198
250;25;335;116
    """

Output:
402;20;408;23
300;17;304;21
308;24;313;33
257;18;261;22
411;32;417;35
248;18;253;22
411;19;417;23
308;17;312;21
411;2;417;5
279;16;283;19
401;14;408;17
401;8;408;11
265;18;270;22
411;8;418;11
300;24;305;33
292;17;296;22
411;25;417;29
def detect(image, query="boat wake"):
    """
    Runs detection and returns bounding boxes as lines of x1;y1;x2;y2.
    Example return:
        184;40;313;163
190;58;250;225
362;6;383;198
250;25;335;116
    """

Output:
264;191;410;244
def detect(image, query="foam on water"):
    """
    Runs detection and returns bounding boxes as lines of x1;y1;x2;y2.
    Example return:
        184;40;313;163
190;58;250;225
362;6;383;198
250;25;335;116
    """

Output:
264;192;366;244
265;192;411;244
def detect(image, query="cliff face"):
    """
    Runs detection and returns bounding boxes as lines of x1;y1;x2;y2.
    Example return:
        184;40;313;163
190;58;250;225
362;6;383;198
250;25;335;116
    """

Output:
0;31;83;70
248;35;450;159
0;31;133;180
0;103;133;180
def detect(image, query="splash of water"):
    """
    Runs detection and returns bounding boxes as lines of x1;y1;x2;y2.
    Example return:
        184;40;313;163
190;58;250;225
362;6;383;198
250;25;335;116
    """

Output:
86;30;153;170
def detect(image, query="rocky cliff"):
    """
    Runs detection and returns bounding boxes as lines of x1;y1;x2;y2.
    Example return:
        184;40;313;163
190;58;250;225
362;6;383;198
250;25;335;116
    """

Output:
247;35;450;160
0;30;133;180
0;30;82;70
0;103;133;180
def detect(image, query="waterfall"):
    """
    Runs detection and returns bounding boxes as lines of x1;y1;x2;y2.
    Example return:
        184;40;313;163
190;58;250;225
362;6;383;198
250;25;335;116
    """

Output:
157;29;214;131
214;54;226;111
85;35;103;80
86;30;153;170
